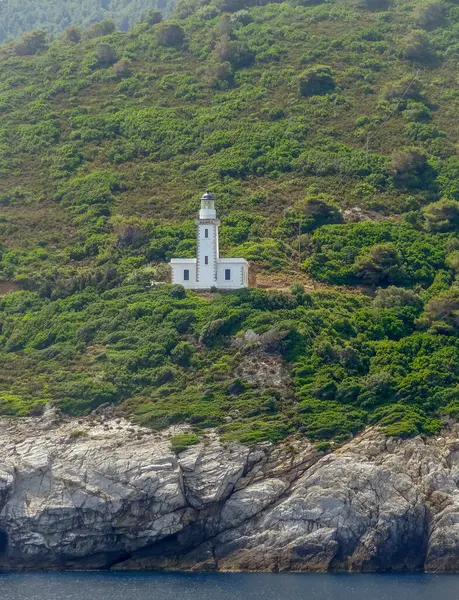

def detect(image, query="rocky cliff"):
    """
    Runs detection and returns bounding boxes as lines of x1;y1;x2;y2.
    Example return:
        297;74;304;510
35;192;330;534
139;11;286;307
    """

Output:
1;407;459;572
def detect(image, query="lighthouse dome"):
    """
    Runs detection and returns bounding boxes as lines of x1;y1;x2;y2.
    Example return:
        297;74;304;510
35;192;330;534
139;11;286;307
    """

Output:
200;189;216;218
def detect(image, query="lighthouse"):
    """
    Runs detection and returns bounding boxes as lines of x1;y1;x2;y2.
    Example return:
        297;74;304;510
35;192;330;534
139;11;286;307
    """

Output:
170;191;249;290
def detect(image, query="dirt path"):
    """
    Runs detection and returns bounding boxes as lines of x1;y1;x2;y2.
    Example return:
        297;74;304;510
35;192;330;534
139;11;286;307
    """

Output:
254;270;375;297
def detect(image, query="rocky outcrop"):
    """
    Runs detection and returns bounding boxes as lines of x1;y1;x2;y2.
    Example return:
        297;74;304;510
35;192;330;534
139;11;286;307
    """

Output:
3;410;459;572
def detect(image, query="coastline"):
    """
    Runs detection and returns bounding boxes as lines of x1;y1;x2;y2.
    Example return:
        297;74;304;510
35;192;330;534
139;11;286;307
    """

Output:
1;408;459;573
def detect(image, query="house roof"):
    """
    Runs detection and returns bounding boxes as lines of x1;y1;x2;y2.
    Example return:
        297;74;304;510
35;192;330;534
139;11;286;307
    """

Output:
217;258;248;264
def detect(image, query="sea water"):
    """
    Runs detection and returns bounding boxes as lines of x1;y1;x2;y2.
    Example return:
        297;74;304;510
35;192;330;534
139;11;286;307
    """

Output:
0;572;458;600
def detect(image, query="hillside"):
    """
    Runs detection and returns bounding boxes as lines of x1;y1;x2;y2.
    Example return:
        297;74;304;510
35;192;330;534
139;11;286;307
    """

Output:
0;0;173;45
1;0;459;446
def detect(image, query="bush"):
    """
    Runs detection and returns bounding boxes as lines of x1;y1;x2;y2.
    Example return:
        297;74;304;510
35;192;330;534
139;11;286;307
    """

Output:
112;59;133;78
297;194;343;231
306;221;446;287
390;148;429;188
370;405;442;437
170;341;195;366
361;0;388;8
413;1;445;30
170;433;199;454
157;23;185;47
85;20;116;39
299;65;335;97
437;157;459;200
354;243;403;286
64;26;82;43
314;441;331;452
145;9;163;25
215;37;255;69
383;77;423;101
95;44;117;66
374;286;423;310
418;289;459;332
423;199;459;233
403;31;431;62
14;30;48;55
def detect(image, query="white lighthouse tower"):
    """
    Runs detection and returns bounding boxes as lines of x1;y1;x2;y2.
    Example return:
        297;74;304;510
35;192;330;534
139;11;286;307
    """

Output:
170;191;249;290
196;190;220;288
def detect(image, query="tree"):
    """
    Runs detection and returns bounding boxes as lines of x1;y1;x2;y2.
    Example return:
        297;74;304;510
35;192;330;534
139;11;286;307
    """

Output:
374;286;423;310
299;65;335;97
354;243;404;286
297;194;343;231
361;0;388;9
403;31;431;62
418;289;459;332
357;372;396;408
95;44;117;66
14;30;48;56
156;23;185;47
413;1;445;30
390;148;428;188
215;36;255;68
221;0;249;12
64;26;81;43
112;59;133;78
145;10;163;25
423;199;459;233
383;76;423;101
438;157;459;200
85;20;116;39
170;341;195;366
207;61;234;89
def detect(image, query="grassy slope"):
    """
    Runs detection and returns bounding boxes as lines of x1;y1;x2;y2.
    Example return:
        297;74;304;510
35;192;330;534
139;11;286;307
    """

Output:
1;0;459;444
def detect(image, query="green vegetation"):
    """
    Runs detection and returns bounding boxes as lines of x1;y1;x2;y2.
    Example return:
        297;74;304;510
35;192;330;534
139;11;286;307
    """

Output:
170;432;200;453
0;3;171;45
2;0;459;445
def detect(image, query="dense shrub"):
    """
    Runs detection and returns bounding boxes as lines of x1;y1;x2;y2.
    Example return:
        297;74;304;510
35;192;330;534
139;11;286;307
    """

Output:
354;243;403;286
112;59;132;78
413;1;445;30
305;221;446;287
64;26;82;43
418;289;459;333
402;31;431;62
95;44;117;67
437;157;459;200
157;23;185;47
361;0;388;9
373;287;423;310
13;30;48;55
390;148;431;189
84;20;116;39
299;65;335;97
423;199;459;232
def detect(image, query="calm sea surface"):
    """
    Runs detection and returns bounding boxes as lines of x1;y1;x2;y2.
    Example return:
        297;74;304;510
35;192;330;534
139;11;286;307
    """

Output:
1;572;459;600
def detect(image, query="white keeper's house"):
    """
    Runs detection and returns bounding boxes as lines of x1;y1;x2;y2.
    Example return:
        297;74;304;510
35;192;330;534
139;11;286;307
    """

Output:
170;191;249;290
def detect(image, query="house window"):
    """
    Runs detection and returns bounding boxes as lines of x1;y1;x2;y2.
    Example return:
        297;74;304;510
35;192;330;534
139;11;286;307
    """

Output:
205;229;209;238
184;269;190;281
205;256;209;265
225;269;231;281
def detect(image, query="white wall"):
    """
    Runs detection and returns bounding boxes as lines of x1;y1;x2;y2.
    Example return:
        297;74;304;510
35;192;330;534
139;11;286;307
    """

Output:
171;261;248;289
171;261;197;288
217;261;248;289
197;222;217;288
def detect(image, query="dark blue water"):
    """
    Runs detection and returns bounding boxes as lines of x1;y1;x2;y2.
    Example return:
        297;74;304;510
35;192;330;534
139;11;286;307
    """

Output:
1;572;459;600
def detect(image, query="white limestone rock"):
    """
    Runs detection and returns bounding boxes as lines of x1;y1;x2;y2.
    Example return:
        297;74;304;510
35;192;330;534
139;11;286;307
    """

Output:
3;418;459;571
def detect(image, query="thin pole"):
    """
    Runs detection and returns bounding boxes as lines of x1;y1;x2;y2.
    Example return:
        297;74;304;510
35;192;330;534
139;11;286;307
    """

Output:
298;219;301;268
